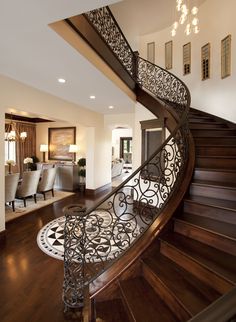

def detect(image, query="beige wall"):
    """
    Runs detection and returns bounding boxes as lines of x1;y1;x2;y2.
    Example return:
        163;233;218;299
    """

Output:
139;0;236;123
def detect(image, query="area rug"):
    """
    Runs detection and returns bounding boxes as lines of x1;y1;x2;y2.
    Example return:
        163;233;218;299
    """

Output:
37;211;139;262
5;190;74;222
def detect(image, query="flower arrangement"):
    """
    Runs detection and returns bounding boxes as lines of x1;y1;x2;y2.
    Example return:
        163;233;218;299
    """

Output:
6;160;16;166
24;157;33;171
23;157;33;164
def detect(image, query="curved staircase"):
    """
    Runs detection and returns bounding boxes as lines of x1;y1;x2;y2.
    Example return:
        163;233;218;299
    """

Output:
93;109;236;322
59;6;236;321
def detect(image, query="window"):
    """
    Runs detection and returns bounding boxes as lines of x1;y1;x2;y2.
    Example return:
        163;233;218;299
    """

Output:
5;141;16;162
201;43;210;80
147;42;155;64
165;41;173;70
183;42;191;75
221;35;231;79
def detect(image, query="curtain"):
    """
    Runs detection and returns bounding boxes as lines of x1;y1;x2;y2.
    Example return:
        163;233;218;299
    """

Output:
15;122;36;174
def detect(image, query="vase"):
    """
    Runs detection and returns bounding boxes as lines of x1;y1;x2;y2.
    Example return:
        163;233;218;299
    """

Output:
8;164;12;174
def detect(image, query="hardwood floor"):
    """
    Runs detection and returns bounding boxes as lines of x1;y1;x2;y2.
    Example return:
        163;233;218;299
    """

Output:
0;191;107;322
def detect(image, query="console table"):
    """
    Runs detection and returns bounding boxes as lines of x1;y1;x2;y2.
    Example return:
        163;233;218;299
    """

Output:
37;162;79;191
54;164;79;191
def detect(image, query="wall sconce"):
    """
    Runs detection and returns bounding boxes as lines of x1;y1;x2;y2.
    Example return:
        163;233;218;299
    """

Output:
69;144;78;163
40;144;48;163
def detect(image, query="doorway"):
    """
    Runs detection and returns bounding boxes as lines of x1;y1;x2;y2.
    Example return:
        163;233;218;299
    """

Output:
120;137;132;164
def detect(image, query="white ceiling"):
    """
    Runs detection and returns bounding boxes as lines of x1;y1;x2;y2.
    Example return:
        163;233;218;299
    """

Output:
0;0;135;116
0;0;205;117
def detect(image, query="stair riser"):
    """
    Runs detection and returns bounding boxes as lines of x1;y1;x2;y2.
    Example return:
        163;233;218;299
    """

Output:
184;201;236;225
189;117;214;123
174;221;236;256
190;124;227;129
194;137;236;145
194;169;236;184
142;264;191;321
120;293;135;322
196;146;236;156
191;130;236;137
190;184;236;201
160;241;233;294
195;158;236;169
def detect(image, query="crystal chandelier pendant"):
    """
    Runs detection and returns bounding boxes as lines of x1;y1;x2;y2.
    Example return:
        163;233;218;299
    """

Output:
171;1;200;37
171;29;177;37
191;6;198;15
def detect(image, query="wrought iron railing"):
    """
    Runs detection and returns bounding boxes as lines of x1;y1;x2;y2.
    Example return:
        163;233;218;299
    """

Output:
63;6;191;310
84;6;135;78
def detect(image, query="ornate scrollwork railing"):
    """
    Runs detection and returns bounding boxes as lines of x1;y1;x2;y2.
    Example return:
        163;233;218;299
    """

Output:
137;56;189;118
84;6;135;77
63;6;191;310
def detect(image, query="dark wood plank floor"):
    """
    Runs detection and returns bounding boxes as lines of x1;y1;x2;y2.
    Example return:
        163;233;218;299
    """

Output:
0;191;107;322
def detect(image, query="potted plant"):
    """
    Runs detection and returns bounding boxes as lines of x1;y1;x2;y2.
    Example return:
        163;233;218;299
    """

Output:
78;158;86;191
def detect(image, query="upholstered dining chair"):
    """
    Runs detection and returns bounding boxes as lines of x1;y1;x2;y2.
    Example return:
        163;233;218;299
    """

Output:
5;173;20;212
37;167;57;200
16;170;41;207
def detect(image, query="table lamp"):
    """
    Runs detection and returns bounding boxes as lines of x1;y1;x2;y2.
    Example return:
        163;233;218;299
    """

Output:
69;144;78;163
40;144;48;163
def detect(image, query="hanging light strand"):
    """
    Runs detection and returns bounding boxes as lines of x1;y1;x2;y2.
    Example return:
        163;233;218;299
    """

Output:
171;0;200;37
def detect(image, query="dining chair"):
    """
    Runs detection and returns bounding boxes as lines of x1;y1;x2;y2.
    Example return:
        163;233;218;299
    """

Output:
37;167;57;200
16;170;41;207
5;173;20;212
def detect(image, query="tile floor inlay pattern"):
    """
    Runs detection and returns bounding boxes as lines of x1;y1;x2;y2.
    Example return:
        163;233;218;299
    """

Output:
37;211;139;262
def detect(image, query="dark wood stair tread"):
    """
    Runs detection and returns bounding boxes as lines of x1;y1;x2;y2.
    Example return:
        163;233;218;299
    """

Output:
194;167;236;173
95;299;130;322
142;254;220;316
176;213;236;239
191;129;236;135
119;277;179;322
185;195;236;212
161;232;236;283
192;179;236;189
196;155;236;160
193;136;236;145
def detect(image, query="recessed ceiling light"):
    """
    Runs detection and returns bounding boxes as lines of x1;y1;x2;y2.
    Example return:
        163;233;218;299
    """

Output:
58;78;66;83
90;95;96;99
109;105;114;109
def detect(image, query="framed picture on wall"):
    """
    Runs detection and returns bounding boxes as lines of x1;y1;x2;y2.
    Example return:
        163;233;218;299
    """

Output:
165;40;173;70
147;42;155;64
48;127;76;161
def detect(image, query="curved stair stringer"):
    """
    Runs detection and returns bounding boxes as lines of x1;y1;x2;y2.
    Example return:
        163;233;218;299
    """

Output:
88;89;195;300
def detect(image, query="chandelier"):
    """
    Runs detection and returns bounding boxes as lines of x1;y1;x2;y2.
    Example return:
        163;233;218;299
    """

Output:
5;114;27;142
171;0;200;37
